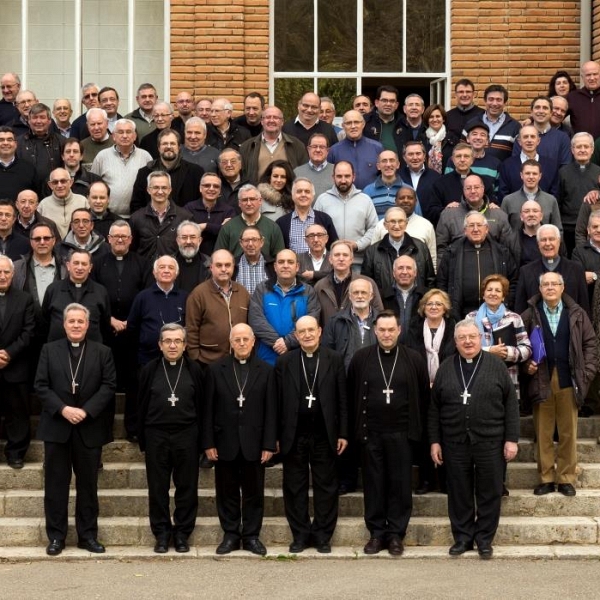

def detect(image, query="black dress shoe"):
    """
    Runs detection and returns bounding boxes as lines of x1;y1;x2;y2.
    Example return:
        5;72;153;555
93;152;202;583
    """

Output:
558;483;576;496
415;481;431;495
388;536;404;556
534;482;555;495
478;545;493;559
126;434;139;444
338;484;355;496
314;541;331;554
502;484;510;497
46;539;65;556
7;458;24;469
77;538;106;553
216;537;240;555
243;538;267;556
154;539;169;554
363;537;385;555
449;541;474;556
288;539;308;553
174;536;190;553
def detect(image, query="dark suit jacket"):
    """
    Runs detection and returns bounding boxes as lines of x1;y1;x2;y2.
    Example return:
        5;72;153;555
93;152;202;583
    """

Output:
0;287;35;382
137;355;206;452
275;210;338;251
275;346;348;455
203;354;277;461
35;338;116;446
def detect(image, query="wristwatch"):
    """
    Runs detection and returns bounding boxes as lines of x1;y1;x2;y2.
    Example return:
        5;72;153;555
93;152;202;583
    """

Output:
593;273;598;282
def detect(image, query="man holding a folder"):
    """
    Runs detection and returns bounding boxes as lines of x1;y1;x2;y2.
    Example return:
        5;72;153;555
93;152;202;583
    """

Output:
522;272;597;497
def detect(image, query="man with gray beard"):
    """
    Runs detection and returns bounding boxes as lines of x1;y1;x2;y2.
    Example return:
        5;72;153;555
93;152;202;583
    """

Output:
174;221;210;292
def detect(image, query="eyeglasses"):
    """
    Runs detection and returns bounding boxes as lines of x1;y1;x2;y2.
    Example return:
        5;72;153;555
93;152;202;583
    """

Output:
201;183;221;189
540;281;563;288
305;233;327;239
220;159;239;165
49;178;70;185
425;302;444;307
161;338;184;346
239;197;261;203
72;219;91;225
240;237;262;244
178;235;200;241
17;99;35;106
465;223;485;229
385;219;407;225
108;234;131;240
308;145;327;150
83;92;99;100
31;236;54;242
456;334;480;342
149;186;170;192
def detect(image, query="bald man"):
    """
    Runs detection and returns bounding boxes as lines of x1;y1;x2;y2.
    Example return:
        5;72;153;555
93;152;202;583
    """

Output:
204;323;277;556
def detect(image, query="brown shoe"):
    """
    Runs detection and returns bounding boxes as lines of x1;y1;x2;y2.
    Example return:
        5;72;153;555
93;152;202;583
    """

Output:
363;537;385;555
387;536;404;556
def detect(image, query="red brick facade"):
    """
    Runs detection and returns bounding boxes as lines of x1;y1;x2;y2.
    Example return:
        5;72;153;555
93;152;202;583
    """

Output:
170;1;597;119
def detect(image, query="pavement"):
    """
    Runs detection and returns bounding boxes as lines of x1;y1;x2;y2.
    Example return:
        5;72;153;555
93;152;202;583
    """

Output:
3;556;600;599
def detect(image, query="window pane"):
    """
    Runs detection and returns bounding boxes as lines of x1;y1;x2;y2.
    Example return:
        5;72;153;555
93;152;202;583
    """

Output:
318;1;356;71
0;1;22;75
363;0;403;72
406;0;445;72
274;78;313;120
317;79;356;116
28;0;76;106
134;0;165;98
274;0;313;72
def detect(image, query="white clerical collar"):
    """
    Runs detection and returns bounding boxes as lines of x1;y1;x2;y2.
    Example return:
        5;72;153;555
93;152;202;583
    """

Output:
0;292;5;296
169;360;177;366
236;358;247;364
116;255;124;261
71;342;80;347
75;283;82;288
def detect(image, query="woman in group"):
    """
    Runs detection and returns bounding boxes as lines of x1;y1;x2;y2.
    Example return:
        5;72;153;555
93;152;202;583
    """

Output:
467;274;532;496
423;103;454;174
547;70;576;98
258;159;295;221
406;288;456;494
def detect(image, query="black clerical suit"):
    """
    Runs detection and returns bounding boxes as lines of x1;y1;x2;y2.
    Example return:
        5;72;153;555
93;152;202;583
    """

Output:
348;343;429;543
35;339;116;543
0;287;35;462
138;355;206;543
92;250;151;437
275;346;348;546
429;352;519;548
204;354;277;543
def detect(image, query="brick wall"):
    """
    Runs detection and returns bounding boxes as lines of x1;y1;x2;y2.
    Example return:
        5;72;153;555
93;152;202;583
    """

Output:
451;1;580;118
594;0;600;61
170;0;269;114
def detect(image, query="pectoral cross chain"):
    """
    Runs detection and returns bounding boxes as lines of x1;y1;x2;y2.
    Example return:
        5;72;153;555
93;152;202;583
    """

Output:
306;393;316;408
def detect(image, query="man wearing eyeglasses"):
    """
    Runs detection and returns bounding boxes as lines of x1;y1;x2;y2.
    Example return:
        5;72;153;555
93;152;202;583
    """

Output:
69;83;101;140
522;272;597;498
129;170;193;260
181;117;220;174
38;168;88;239
130;128;204;213
9;89;38;137
57;207;109;263
240;105;308;185
297;224;332;285
139;102;175;159
184;172;236;256
174;220;210;293
217;148;250;209
206;97;251;152
282;92;338;149
233;226;274;295
215;184;285;259
293;133;332;199
0;72;21;126
276;177;338;254
171;91;195;138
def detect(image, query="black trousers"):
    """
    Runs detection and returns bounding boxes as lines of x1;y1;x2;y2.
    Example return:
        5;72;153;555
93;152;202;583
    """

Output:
214;451;265;541
282;431;338;544
144;425;199;541
362;430;413;540
0;379;30;460
443;439;504;547
44;431;102;542
109;332;138;437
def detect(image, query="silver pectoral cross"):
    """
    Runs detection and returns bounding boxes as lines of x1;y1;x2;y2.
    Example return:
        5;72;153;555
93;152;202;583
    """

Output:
168;393;179;407
237;394;245;408
461;390;471;405
72;382;78;395
306;393;316;408
383;388;394;404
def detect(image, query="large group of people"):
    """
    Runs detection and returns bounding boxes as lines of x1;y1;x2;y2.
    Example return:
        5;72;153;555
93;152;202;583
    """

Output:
1;63;600;560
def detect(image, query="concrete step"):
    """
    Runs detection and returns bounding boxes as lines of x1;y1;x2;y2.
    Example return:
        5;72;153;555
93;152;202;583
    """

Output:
3;488;600;519
29;415;127;440
1;515;598;547
519;415;600;438
4;544;600;561
515;439;600;463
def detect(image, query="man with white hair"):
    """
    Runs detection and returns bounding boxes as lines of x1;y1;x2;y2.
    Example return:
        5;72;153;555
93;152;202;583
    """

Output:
0;72;20;125
69;82;100;139
80;108;113;168
206;97;251;152
182;116;220;173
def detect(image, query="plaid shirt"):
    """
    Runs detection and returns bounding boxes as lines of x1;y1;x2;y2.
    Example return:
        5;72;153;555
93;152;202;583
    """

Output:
543;300;563;336
236;254;267;295
288;209;315;254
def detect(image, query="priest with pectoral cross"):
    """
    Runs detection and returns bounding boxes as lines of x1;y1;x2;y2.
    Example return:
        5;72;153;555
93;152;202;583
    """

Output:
429;318;519;560
348;309;430;557
137;323;207;555
203;323;277;557
275;315;348;555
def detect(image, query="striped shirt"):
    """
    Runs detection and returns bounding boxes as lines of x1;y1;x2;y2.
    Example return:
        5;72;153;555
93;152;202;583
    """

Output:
289;209;315;254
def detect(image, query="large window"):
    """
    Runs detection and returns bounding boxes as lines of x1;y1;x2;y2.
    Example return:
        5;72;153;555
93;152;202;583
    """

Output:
0;0;169;115
271;0;448;118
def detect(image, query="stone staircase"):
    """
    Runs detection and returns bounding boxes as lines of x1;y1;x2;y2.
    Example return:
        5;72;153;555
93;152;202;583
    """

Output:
1;396;600;560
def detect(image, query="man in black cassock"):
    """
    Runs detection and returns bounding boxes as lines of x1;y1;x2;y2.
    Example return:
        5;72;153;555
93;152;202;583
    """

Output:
275;315;348;554
137;322;206;554
204;323;277;556
348;309;429;556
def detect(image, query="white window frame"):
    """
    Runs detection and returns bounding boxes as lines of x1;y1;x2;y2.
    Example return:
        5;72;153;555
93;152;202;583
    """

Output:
18;0;170;114
269;0;451;106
